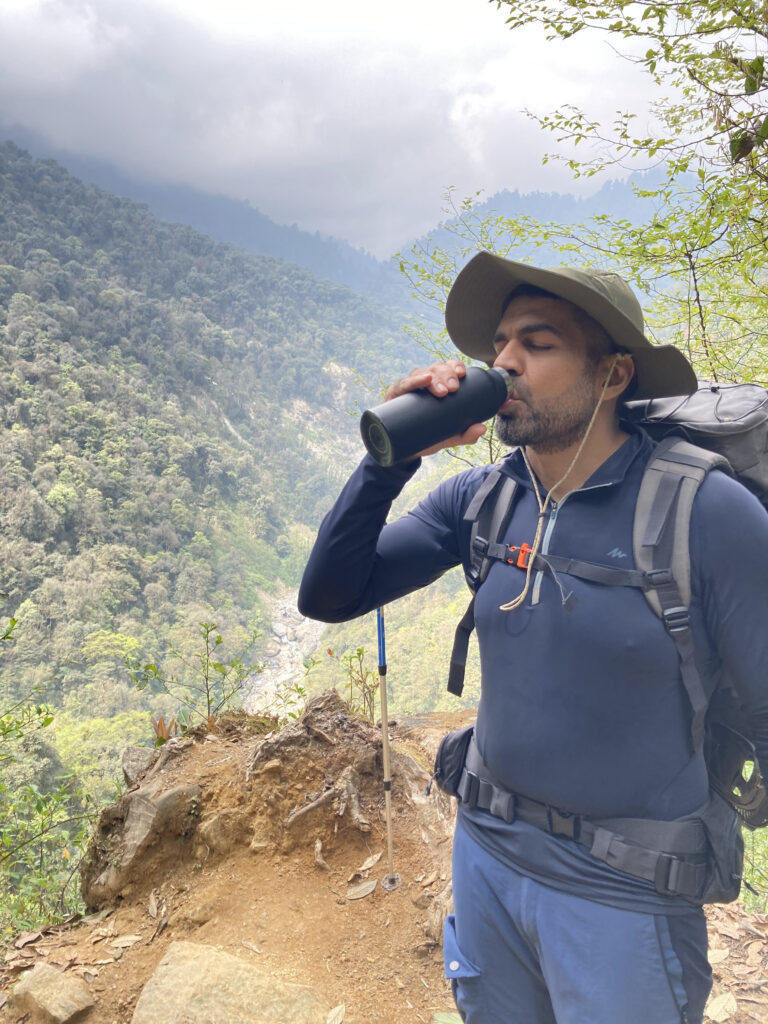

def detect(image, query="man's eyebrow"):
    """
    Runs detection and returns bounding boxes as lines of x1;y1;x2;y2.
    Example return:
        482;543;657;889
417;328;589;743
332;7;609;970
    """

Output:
493;322;564;343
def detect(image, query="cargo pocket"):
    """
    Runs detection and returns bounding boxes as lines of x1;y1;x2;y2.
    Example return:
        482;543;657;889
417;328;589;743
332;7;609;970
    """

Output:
443;913;481;1021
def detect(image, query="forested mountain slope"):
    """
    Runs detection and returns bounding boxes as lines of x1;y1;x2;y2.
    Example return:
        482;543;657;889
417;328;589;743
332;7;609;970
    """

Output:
3;130;412;308
0;141;417;718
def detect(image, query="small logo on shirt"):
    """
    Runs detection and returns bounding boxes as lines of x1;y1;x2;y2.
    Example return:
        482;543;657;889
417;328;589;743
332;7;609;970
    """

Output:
607;547;627;559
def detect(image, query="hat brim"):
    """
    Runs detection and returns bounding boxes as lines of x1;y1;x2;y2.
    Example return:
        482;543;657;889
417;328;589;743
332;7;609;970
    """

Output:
445;252;697;401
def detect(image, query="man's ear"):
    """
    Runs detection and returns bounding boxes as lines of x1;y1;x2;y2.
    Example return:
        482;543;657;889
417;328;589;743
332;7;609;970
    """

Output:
600;353;635;398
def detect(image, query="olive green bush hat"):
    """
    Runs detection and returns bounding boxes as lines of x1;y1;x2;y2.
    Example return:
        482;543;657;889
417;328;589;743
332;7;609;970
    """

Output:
444;251;697;400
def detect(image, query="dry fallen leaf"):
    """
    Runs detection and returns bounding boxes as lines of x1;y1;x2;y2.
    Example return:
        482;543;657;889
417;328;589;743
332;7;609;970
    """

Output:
47;957;76;970
358;852;382;873
13;931;42;949
326;1004;345;1024
706;991;738;1022
110;934;142;949
709;948;730;965
745;940;764;966
346;880;377;900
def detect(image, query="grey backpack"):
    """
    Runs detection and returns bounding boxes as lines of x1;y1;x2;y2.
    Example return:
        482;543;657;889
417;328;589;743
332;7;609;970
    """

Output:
449;382;768;829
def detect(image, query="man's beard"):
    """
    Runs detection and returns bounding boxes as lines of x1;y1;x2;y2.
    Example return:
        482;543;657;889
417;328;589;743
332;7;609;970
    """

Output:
495;372;600;455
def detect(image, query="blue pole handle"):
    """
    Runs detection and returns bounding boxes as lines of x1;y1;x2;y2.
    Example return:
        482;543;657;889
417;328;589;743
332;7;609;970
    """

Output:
376;607;386;675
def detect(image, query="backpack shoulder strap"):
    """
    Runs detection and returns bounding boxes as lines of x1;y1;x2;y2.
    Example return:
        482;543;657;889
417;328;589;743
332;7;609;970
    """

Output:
463;464;520;592
634;435;730;611
633;436;731;749
448;464;520;697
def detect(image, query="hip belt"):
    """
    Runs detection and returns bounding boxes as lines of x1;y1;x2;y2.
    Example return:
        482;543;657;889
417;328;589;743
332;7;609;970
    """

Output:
458;737;709;901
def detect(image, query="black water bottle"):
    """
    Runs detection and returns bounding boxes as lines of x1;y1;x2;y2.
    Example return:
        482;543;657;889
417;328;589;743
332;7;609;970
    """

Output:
360;366;514;466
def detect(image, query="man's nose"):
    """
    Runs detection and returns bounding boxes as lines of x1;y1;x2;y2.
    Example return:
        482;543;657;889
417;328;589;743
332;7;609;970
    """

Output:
492;340;522;375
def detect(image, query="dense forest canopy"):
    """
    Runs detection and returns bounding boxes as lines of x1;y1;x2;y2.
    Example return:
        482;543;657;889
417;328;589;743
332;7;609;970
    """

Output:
0;141;418;723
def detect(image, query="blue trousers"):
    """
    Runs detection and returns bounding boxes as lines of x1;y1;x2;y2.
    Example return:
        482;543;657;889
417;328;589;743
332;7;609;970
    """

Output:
445;818;712;1024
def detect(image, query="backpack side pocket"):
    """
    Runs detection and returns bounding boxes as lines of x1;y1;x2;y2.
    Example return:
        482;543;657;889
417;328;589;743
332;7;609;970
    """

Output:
428;724;475;798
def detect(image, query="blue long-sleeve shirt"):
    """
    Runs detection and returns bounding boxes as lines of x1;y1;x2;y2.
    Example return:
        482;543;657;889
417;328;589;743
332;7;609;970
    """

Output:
299;427;768;910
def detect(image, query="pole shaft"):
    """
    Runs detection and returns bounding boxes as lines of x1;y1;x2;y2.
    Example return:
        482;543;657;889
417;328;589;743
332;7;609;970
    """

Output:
377;608;395;878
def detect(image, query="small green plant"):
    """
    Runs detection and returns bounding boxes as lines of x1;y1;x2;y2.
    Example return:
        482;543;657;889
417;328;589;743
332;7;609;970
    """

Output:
0;777;96;930
326;647;379;722
267;677;307;724
0;618;97;929
742;829;768;912
126;621;263;736
1;694;54;754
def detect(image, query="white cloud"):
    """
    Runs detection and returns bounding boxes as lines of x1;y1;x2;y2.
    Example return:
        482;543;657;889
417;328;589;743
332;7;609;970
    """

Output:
0;0;661;256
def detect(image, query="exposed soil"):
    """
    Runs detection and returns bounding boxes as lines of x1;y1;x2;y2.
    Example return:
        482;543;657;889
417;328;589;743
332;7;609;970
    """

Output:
1;695;768;1024
0;694;466;1024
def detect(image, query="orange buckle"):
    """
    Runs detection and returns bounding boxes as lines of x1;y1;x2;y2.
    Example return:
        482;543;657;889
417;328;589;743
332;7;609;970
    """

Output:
506;542;532;569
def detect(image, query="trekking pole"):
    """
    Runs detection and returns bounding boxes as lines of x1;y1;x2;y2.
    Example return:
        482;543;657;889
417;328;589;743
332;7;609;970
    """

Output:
377;607;401;891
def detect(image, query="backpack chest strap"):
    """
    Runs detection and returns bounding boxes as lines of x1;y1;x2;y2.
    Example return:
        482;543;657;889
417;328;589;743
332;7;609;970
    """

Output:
472;536;654;590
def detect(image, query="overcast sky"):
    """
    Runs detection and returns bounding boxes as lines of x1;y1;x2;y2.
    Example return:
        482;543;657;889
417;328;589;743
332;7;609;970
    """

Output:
0;0;658;258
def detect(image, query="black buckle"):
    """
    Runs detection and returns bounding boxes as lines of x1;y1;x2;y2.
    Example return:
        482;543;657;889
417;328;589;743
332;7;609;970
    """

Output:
676;859;707;900
661;605;690;634
645;568;673;588
653;853;682;896
459;771;480;808
471;536;489;557
489;788;516;824
546;807;581;841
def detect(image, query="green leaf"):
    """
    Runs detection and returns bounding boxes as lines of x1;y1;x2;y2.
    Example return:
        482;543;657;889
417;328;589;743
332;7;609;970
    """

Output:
729;130;754;162
745;56;764;95
756;115;768;145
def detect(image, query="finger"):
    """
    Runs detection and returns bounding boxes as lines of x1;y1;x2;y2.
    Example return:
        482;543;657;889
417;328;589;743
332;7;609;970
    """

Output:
384;368;432;401
384;361;466;401
424;360;467;397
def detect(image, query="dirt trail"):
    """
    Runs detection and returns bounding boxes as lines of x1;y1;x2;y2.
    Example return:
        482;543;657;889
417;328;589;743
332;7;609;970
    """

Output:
1;695;768;1024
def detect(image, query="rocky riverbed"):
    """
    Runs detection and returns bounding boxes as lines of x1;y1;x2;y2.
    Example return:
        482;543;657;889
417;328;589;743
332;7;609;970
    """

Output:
244;588;326;713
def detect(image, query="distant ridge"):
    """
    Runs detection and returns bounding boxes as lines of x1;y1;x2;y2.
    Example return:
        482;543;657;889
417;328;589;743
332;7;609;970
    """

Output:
1;126;412;309
3;126;661;310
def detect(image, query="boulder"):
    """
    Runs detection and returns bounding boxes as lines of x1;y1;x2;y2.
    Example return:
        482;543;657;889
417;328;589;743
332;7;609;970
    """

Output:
81;781;201;908
122;746;158;786
130;941;326;1023
11;962;94;1023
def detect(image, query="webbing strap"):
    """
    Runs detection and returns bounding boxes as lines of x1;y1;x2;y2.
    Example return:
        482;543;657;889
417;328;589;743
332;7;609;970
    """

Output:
674;627;709;751
450;469;520;696
448;598;476;697
642;471;684;548
463;466;505;523
460;738;707;900
541;555;649;588
472;539;655;590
